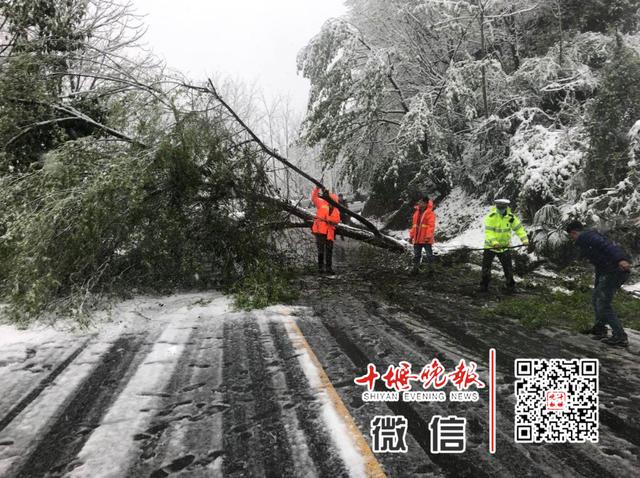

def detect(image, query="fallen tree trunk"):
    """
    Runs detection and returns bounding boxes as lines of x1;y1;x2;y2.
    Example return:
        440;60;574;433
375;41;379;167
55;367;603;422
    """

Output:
261;195;407;253
201;79;383;238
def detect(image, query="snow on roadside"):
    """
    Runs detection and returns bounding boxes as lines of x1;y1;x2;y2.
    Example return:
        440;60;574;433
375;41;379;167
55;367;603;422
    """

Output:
433;186;486;241
534;267;560;279
624;282;640;293
434;226;485;253
623;282;640;300
0;325;67;348
383;188;491;253
0;324;75;369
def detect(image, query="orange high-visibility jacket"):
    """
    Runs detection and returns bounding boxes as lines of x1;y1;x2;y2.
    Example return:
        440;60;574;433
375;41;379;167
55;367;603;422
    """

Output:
311;187;341;241
409;201;436;245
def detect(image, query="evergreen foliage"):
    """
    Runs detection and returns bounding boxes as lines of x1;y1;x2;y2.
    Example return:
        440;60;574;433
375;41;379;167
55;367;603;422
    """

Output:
0;1;288;322
300;0;640;232
586;45;640;189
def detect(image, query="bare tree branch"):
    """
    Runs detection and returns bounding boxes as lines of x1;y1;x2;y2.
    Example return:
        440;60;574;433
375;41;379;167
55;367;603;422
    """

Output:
5;116;78;148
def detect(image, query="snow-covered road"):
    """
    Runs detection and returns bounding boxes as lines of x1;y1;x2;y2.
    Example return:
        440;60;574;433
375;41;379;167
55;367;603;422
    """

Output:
1;261;639;478
0;294;382;478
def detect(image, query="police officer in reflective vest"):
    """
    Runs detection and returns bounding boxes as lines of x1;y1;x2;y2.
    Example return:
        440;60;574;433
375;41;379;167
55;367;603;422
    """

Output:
480;199;529;292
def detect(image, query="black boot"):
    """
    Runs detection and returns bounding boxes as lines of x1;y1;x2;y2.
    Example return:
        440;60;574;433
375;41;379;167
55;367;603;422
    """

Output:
325;259;335;275
601;335;629;347
581;325;607;339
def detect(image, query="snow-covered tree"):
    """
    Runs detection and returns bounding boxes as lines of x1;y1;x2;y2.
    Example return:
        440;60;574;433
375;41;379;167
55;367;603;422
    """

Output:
299;0;640;246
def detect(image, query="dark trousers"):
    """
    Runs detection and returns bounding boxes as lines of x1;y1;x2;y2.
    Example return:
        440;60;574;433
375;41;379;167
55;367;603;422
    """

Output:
481;249;514;288
592;270;629;338
315;233;334;271
413;244;434;268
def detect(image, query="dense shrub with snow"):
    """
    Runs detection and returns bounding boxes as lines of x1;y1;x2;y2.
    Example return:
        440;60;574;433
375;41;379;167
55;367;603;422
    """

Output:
508;123;587;219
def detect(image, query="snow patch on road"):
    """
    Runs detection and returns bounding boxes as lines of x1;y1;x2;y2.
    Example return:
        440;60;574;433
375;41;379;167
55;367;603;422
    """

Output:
254;306;369;477
258;304;311;318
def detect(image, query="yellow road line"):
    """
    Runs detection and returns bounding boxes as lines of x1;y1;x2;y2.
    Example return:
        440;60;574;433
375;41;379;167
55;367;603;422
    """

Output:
289;320;388;478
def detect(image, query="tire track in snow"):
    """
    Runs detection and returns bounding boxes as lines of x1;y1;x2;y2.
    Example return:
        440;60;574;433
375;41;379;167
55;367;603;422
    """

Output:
255;314;320;478
67;316;201;478
221;315;300;477
284;318;387;478
14;335;145;478
0;341;88;434
268;319;357;478
283;310;437;477
0;335;124;476
0;339;83;421
128;319;227;477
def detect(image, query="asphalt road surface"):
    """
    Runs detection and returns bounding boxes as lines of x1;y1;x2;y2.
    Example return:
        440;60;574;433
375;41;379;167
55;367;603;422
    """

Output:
0;244;639;477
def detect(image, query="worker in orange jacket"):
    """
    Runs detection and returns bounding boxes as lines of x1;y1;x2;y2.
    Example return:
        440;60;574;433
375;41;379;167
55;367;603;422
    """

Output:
311;187;341;274
408;196;436;275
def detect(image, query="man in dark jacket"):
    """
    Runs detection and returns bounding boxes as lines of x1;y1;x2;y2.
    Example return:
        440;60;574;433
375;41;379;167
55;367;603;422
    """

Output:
566;221;633;347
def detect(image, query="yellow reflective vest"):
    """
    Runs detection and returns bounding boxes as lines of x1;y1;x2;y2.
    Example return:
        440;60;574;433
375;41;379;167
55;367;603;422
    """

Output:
484;206;528;253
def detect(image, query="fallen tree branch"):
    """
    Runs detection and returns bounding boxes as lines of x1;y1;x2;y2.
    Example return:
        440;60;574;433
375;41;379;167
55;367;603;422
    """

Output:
260;195;407;253
3;97;147;148
53;103;147;147
200;79;383;237
5;116;78;148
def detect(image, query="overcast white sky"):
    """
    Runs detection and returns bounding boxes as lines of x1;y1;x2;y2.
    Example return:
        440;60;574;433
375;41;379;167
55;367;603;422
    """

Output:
132;0;347;112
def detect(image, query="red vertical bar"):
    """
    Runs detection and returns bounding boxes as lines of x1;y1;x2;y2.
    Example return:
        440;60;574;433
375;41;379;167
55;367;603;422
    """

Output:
489;348;496;454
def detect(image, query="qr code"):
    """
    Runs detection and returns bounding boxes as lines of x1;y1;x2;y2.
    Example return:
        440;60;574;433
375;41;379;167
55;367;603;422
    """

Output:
514;359;599;443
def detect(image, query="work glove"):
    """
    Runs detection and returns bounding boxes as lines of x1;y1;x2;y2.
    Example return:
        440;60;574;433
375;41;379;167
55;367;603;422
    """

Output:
526;241;535;253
